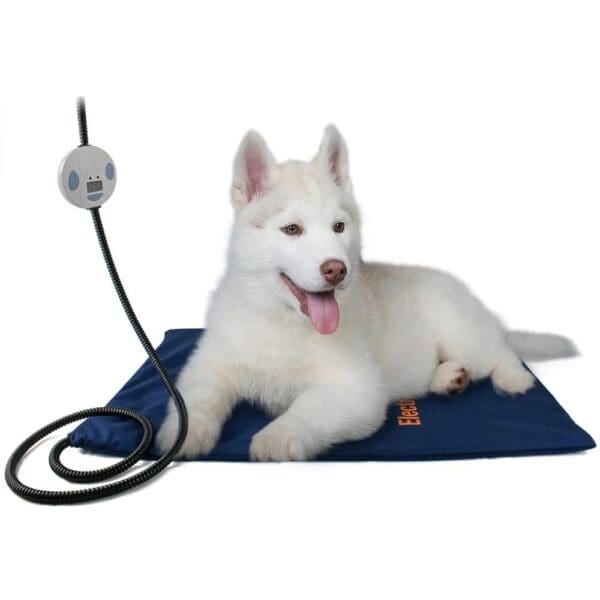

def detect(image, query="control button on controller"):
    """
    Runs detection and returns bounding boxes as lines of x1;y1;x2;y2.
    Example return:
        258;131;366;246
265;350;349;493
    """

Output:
68;170;80;191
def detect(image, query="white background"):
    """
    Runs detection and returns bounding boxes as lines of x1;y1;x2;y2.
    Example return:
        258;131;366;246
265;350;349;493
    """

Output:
1;1;598;598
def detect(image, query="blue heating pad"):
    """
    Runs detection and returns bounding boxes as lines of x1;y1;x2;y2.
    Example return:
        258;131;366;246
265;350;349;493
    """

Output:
69;328;595;461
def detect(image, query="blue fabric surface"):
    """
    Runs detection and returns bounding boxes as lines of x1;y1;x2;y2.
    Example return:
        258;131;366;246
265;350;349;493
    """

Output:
69;328;595;461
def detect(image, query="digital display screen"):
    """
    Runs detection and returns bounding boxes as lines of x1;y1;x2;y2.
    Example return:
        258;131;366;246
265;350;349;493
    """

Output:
87;180;103;193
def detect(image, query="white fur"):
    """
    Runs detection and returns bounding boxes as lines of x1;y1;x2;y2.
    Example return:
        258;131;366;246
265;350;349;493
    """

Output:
156;126;576;461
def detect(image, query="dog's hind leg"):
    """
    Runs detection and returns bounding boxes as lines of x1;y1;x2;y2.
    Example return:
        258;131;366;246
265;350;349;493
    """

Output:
440;334;534;396
425;276;534;396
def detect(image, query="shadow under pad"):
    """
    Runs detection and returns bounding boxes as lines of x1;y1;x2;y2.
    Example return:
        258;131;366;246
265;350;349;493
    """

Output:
69;329;596;461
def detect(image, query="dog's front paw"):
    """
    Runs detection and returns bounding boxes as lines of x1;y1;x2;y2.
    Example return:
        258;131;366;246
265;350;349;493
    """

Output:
249;420;314;462
155;405;221;459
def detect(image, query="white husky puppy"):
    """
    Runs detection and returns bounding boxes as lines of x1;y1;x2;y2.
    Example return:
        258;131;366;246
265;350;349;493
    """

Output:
156;125;576;461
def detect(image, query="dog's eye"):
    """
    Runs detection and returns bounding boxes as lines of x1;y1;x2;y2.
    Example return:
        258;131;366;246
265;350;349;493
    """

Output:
333;222;345;233
281;224;302;236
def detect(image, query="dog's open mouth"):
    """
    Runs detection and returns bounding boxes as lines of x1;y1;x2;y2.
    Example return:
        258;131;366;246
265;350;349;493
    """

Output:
280;273;339;335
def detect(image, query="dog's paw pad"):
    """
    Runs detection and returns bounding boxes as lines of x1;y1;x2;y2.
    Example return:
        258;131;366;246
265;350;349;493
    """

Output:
431;362;471;396
448;368;470;394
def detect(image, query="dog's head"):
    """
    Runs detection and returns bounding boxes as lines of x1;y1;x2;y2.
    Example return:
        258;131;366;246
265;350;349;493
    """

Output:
228;125;361;335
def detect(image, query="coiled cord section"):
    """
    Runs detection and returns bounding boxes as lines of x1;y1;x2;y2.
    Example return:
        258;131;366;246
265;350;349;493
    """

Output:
4;208;189;504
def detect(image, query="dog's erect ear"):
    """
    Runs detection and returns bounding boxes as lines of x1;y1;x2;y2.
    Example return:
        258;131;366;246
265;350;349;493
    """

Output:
314;124;350;188
232;131;279;209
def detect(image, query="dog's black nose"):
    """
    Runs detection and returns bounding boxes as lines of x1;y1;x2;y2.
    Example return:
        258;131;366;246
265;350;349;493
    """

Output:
320;260;347;285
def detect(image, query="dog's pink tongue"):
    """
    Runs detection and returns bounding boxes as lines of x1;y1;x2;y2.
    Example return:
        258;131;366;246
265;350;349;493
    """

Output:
305;290;339;334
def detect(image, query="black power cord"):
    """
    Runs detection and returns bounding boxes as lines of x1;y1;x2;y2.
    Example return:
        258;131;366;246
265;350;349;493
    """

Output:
77;96;89;146
4;99;188;504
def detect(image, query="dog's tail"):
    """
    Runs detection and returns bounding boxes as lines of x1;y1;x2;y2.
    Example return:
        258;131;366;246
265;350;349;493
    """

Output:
506;330;579;361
